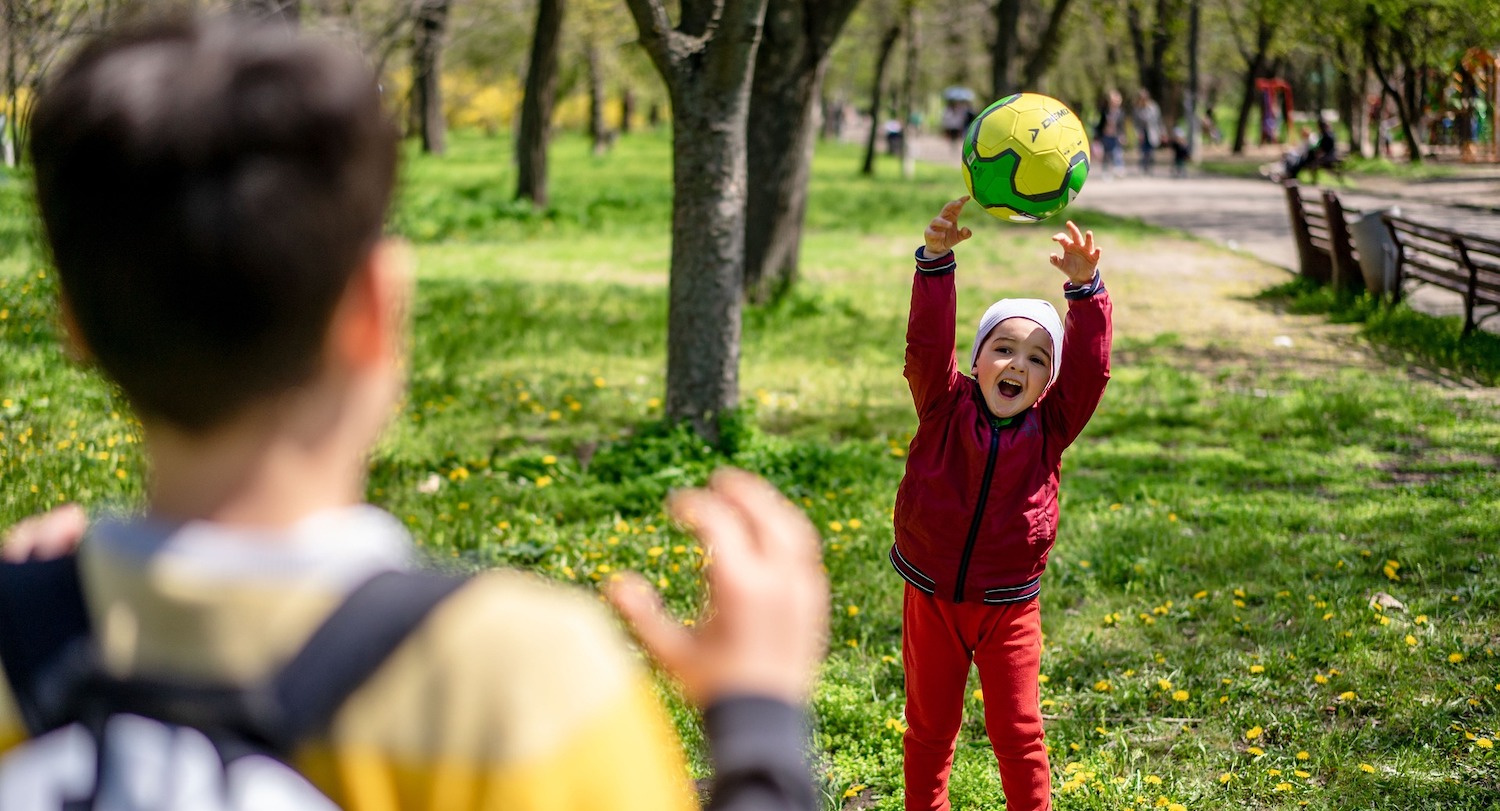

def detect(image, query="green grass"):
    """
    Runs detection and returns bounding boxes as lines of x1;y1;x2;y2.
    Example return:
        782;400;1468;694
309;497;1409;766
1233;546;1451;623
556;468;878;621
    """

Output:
2;131;1498;810
1258;278;1500;386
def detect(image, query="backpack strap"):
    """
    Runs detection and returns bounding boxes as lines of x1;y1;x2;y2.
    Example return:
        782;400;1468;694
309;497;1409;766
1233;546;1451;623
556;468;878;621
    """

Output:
258;569;468;751
0;556;92;735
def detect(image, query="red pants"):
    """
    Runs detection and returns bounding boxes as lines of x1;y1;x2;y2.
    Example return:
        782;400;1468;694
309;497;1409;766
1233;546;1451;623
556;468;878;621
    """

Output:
902;583;1049;811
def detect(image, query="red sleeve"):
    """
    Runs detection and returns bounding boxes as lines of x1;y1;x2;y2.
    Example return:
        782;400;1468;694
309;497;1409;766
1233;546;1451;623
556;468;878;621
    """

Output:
905;250;967;420
1041;286;1113;449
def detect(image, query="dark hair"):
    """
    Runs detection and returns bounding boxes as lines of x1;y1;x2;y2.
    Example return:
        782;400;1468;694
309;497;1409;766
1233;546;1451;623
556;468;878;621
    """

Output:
30;15;399;431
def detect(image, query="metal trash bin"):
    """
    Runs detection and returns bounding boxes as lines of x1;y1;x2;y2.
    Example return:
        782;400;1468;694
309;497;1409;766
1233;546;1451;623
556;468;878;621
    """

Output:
1349;207;1400;296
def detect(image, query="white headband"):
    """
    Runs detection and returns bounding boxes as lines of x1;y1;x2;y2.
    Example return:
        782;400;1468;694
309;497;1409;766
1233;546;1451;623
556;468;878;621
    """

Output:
970;298;1064;388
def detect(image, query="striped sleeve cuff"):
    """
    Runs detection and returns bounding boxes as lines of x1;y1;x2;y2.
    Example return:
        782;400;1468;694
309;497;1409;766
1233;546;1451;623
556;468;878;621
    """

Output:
915;247;956;276
1063;269;1104;299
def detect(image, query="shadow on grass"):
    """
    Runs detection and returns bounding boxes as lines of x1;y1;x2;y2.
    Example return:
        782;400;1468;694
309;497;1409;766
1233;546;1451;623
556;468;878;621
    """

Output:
1247;278;1500;387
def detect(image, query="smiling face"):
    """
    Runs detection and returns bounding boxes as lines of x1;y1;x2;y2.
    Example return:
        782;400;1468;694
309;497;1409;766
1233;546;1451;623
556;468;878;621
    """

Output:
972;317;1054;418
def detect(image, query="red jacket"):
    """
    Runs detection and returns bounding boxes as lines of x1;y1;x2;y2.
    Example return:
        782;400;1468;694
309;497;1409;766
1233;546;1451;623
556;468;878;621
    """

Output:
891;249;1112;604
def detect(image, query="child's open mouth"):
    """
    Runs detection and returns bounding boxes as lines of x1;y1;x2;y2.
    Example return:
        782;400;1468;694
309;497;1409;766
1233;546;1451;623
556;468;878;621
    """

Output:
997;380;1023;399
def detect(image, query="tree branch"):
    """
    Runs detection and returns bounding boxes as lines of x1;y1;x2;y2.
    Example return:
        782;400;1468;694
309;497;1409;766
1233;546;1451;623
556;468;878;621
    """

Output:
624;0;708;78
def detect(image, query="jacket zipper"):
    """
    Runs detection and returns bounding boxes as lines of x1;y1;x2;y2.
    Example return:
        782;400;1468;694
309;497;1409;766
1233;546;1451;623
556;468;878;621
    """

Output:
953;420;1001;602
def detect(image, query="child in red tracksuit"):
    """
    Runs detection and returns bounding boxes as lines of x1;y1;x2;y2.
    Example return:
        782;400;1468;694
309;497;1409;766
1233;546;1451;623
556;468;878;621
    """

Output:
892;196;1112;811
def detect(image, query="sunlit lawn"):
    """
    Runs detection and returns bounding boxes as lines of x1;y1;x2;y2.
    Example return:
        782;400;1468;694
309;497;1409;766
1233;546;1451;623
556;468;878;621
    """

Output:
1;131;1497;810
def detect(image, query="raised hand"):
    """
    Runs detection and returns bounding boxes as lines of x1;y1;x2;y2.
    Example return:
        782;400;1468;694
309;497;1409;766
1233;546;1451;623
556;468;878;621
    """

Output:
606;469;829;707
1049;220;1101;285
924;196;973;258
2;504;87;562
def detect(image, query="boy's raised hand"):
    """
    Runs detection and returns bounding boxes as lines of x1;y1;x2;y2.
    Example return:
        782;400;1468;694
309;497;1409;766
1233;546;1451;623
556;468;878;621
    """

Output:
1049;220;1101;285
607;469;829;707
924;196;973;258
2;504;87;562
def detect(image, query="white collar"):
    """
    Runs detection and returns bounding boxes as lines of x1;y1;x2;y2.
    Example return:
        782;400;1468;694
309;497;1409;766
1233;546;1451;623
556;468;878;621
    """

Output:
87;504;416;589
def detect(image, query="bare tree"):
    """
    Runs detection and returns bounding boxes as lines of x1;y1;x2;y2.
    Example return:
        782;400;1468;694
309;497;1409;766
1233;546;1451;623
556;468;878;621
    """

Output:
741;0;863;303
517;0;565;204
623;0;771;441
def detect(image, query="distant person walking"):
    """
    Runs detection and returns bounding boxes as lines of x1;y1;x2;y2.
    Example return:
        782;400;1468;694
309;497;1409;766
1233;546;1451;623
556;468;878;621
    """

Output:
1133;89;1163;176
1095;90;1125;178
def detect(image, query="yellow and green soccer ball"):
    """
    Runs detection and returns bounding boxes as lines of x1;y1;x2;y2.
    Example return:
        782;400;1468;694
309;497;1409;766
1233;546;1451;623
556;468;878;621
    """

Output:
962;92;1090;223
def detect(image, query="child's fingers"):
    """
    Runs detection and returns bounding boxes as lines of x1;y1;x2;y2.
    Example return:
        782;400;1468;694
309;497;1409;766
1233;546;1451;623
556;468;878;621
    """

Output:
1066;220;1084;246
606;572;695;683
1049;253;1064;268
938;196;969;222
957;227;972;242
1083;229;1096;256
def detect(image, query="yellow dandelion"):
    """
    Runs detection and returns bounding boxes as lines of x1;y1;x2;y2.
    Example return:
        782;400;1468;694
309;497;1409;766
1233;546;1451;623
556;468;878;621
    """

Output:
846;639;858;648
1314;673;1329;684
848;518;862;530
1144;774;1162;785
1109;502;1122;510
973;689;984;701
1246;746;1264;757
842;784;866;799
1172;690;1190;702
1268;768;1282;776
647;546;664;557
1275;782;1293;791
1167;804;1185;811
1078;559;1091;568
548;410;561;421
534;475;552;488
1218;772;1234;783
847;605;860;617
1158;679;1173;690
1245;725;1263;740
1339;691;1357;701
1038;674;1050;683
1359;763;1375;773
1296;750;1310;760
1449;652;1465;663
828;521;844;533
1406;635;1418;646
1094;680;1112;692
1477;739;1493;749
1249;665;1265;674
1414;615;1428;624
542;454;557;465
657;577;669;589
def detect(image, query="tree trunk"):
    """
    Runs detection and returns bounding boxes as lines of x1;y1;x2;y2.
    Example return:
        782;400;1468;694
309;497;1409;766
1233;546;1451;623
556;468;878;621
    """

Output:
4;0;18;169
1019;0;1078;89
625;0;771;441
587;41;610;155
1366;33;1420;165
411;0;450;155
992;0;1020;98
517;0;566;204
1231;52;1265;155
743;0;863;303
899;0;918;179
621;87;635;134
861;22;901;176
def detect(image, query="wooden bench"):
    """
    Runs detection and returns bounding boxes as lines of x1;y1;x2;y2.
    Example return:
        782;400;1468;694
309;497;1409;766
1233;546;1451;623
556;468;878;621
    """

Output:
1283;180;1363;292
1382;215;1500;335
